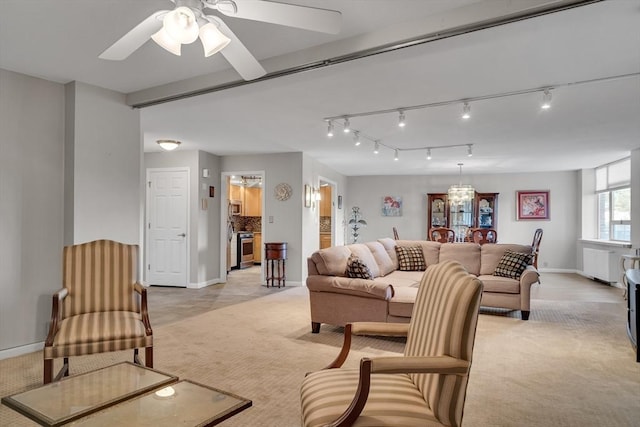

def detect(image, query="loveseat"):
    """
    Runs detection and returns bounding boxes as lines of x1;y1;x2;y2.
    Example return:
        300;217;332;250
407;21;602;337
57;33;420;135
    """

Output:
306;238;539;332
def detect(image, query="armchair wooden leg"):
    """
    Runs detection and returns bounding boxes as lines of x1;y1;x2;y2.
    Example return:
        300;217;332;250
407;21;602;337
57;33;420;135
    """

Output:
145;347;153;368
44;359;53;384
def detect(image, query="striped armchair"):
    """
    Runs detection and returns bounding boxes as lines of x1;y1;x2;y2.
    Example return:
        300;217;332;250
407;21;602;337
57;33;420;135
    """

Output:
43;240;153;384
300;260;483;427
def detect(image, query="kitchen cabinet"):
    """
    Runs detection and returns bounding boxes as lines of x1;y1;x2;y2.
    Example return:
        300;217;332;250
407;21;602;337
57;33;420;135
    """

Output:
320;233;332;249
319;186;332;216
229;184;243;202
244;187;262;217
253;232;262;263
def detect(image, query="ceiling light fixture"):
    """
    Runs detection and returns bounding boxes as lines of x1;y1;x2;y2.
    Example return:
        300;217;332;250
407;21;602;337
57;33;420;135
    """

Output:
327;122;334;137
462;102;471;119
373;141;380;154
541;88;552;109
343;118;351;133
157;139;181;151
398;110;406;127
151;27;182;56
426;148;432;160
353;131;361;146
394;149;399;161
448;163;475;206
199;22;231;57
467;144;473;157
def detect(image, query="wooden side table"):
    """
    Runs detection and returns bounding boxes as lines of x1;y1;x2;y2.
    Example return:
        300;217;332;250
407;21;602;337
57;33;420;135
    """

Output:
621;254;640;299
265;242;287;288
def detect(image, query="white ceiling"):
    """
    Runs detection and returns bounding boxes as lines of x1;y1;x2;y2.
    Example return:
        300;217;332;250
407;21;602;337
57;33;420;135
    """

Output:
1;0;639;176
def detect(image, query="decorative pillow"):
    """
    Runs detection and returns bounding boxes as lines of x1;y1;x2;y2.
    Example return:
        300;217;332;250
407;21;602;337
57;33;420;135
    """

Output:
493;250;534;279
346;254;373;279
395;246;426;271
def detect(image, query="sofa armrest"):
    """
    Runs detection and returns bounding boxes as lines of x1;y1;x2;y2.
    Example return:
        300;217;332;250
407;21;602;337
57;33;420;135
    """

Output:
519;265;540;311
306;275;394;300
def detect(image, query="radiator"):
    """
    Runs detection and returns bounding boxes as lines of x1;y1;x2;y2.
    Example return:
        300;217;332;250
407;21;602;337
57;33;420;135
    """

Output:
583;248;617;283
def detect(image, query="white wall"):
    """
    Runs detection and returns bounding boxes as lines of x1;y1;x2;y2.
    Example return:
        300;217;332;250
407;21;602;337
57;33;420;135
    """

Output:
66;81;141;244
0;70;65;353
347;171;579;270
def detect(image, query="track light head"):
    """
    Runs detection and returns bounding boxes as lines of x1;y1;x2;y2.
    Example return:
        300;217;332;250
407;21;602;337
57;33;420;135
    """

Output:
541;89;552;110
373;141;380;154
462;102;471;119
353;131;361;146
343;118;351;133
327;121;334;138
394;149;399;161
467;144;473;157
398;110;406;128
426;148;432;160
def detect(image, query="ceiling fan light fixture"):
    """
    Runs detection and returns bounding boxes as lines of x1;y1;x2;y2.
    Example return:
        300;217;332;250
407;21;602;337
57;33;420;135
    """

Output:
163;6;199;44
151;27;182;56
199;23;231;57
157;139;182;151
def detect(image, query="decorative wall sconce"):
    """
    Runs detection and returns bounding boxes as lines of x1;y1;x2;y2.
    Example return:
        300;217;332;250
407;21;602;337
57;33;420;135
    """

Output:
304;184;312;208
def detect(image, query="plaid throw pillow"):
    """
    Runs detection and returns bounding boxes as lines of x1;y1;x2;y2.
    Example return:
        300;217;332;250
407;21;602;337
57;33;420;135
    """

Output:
395;246;426;271
346;254;373;279
493;249;533;279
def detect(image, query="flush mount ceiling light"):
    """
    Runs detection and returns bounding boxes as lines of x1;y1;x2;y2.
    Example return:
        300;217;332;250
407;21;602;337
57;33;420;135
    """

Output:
99;0;341;81
462;102;471;119
157;139;181;151
541;88;552;110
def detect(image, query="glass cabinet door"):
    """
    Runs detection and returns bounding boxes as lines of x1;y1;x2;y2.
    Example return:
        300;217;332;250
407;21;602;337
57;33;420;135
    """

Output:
429;195;448;228
475;193;499;229
450;199;473;241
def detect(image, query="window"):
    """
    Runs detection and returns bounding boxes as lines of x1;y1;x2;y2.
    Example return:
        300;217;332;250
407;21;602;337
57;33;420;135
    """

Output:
596;158;630;241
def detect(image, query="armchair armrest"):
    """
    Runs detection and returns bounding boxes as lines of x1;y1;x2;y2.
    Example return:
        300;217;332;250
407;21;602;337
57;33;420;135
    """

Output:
134;282;153;336
45;288;68;346
371;355;470;375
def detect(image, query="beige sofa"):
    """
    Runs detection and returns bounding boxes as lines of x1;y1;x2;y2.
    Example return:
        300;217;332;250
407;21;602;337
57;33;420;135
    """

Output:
306;238;539;333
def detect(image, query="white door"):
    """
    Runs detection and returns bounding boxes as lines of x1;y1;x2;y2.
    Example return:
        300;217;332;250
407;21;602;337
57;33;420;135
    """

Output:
146;168;189;287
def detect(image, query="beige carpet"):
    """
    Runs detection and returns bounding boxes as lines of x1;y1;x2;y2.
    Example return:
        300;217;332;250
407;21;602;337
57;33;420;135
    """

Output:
1;273;639;426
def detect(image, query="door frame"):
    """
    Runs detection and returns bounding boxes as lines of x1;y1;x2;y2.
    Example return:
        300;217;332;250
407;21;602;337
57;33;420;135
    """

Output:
145;167;191;286
220;170;265;283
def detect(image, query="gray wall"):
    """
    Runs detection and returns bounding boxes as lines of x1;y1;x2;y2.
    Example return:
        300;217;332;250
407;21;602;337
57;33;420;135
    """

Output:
347;171;579;270
0;70;65;353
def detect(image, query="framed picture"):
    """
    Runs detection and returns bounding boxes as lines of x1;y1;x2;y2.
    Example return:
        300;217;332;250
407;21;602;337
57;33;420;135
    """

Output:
304;184;312;208
517;190;550;220
382;196;402;217
209;186;215;198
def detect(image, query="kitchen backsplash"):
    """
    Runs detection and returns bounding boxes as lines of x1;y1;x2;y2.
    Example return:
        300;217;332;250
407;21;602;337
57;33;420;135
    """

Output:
320;216;331;232
233;216;262;232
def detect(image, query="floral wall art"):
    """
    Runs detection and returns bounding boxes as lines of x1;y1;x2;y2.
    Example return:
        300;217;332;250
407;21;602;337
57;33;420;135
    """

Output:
382;196;402;217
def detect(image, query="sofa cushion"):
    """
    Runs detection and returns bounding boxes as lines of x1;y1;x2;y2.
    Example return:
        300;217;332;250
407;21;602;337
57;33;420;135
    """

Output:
439;243;481;275
478;275;521;294
346;255;373;279
347;244;381;278
395;246;426;271
375;270;424;288
388;287;419;318
493;250;533;279
480;244;533;275
378;238;401;269
365;241;396;276
311;246;352;276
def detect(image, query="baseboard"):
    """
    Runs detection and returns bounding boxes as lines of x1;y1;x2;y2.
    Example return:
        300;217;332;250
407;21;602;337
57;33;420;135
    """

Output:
0;342;42;360
538;268;577;274
188;278;223;289
576;271;623;287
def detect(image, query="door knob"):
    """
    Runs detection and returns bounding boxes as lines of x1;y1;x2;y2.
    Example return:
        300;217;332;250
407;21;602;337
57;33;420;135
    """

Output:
178;233;186;237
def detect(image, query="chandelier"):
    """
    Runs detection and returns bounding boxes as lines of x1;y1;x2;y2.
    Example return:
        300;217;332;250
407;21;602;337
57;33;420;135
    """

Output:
448;163;475;205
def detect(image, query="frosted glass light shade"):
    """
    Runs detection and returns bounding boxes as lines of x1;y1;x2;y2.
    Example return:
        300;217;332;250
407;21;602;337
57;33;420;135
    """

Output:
199;23;231;57
163;6;199;44
151;28;182;56
157;140;181;151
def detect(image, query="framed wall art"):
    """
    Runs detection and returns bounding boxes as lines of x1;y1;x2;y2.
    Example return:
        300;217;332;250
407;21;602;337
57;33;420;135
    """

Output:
516;190;550;220
382;196;402;217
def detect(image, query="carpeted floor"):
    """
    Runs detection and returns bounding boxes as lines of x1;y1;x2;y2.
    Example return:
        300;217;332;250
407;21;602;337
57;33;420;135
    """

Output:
1;272;639;426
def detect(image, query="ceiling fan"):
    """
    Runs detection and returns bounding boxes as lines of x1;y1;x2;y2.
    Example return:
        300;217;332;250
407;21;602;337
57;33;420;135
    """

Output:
99;0;341;81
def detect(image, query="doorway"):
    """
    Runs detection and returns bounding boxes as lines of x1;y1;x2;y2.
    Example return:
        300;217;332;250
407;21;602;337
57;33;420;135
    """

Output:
319;178;336;249
145;168;189;287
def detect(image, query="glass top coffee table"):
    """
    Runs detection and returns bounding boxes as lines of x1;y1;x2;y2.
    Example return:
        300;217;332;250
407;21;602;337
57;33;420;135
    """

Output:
1;362;251;426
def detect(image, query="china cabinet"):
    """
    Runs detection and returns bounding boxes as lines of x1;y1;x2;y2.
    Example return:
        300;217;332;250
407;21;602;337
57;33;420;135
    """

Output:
427;192;499;239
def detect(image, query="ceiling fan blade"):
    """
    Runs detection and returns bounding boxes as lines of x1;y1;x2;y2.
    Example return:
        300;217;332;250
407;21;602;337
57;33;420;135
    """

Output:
215;18;267;81
219;0;341;34
99;10;168;60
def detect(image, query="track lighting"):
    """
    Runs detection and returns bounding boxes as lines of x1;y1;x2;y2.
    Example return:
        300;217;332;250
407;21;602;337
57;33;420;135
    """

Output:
426;148;432;160
467;144;473;157
373;141;380;154
394;149;399;161
462;102;471;119
327;122;334;137
541;89;552;110
353;131;361;146
398;110;406;128
343;118;351;133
